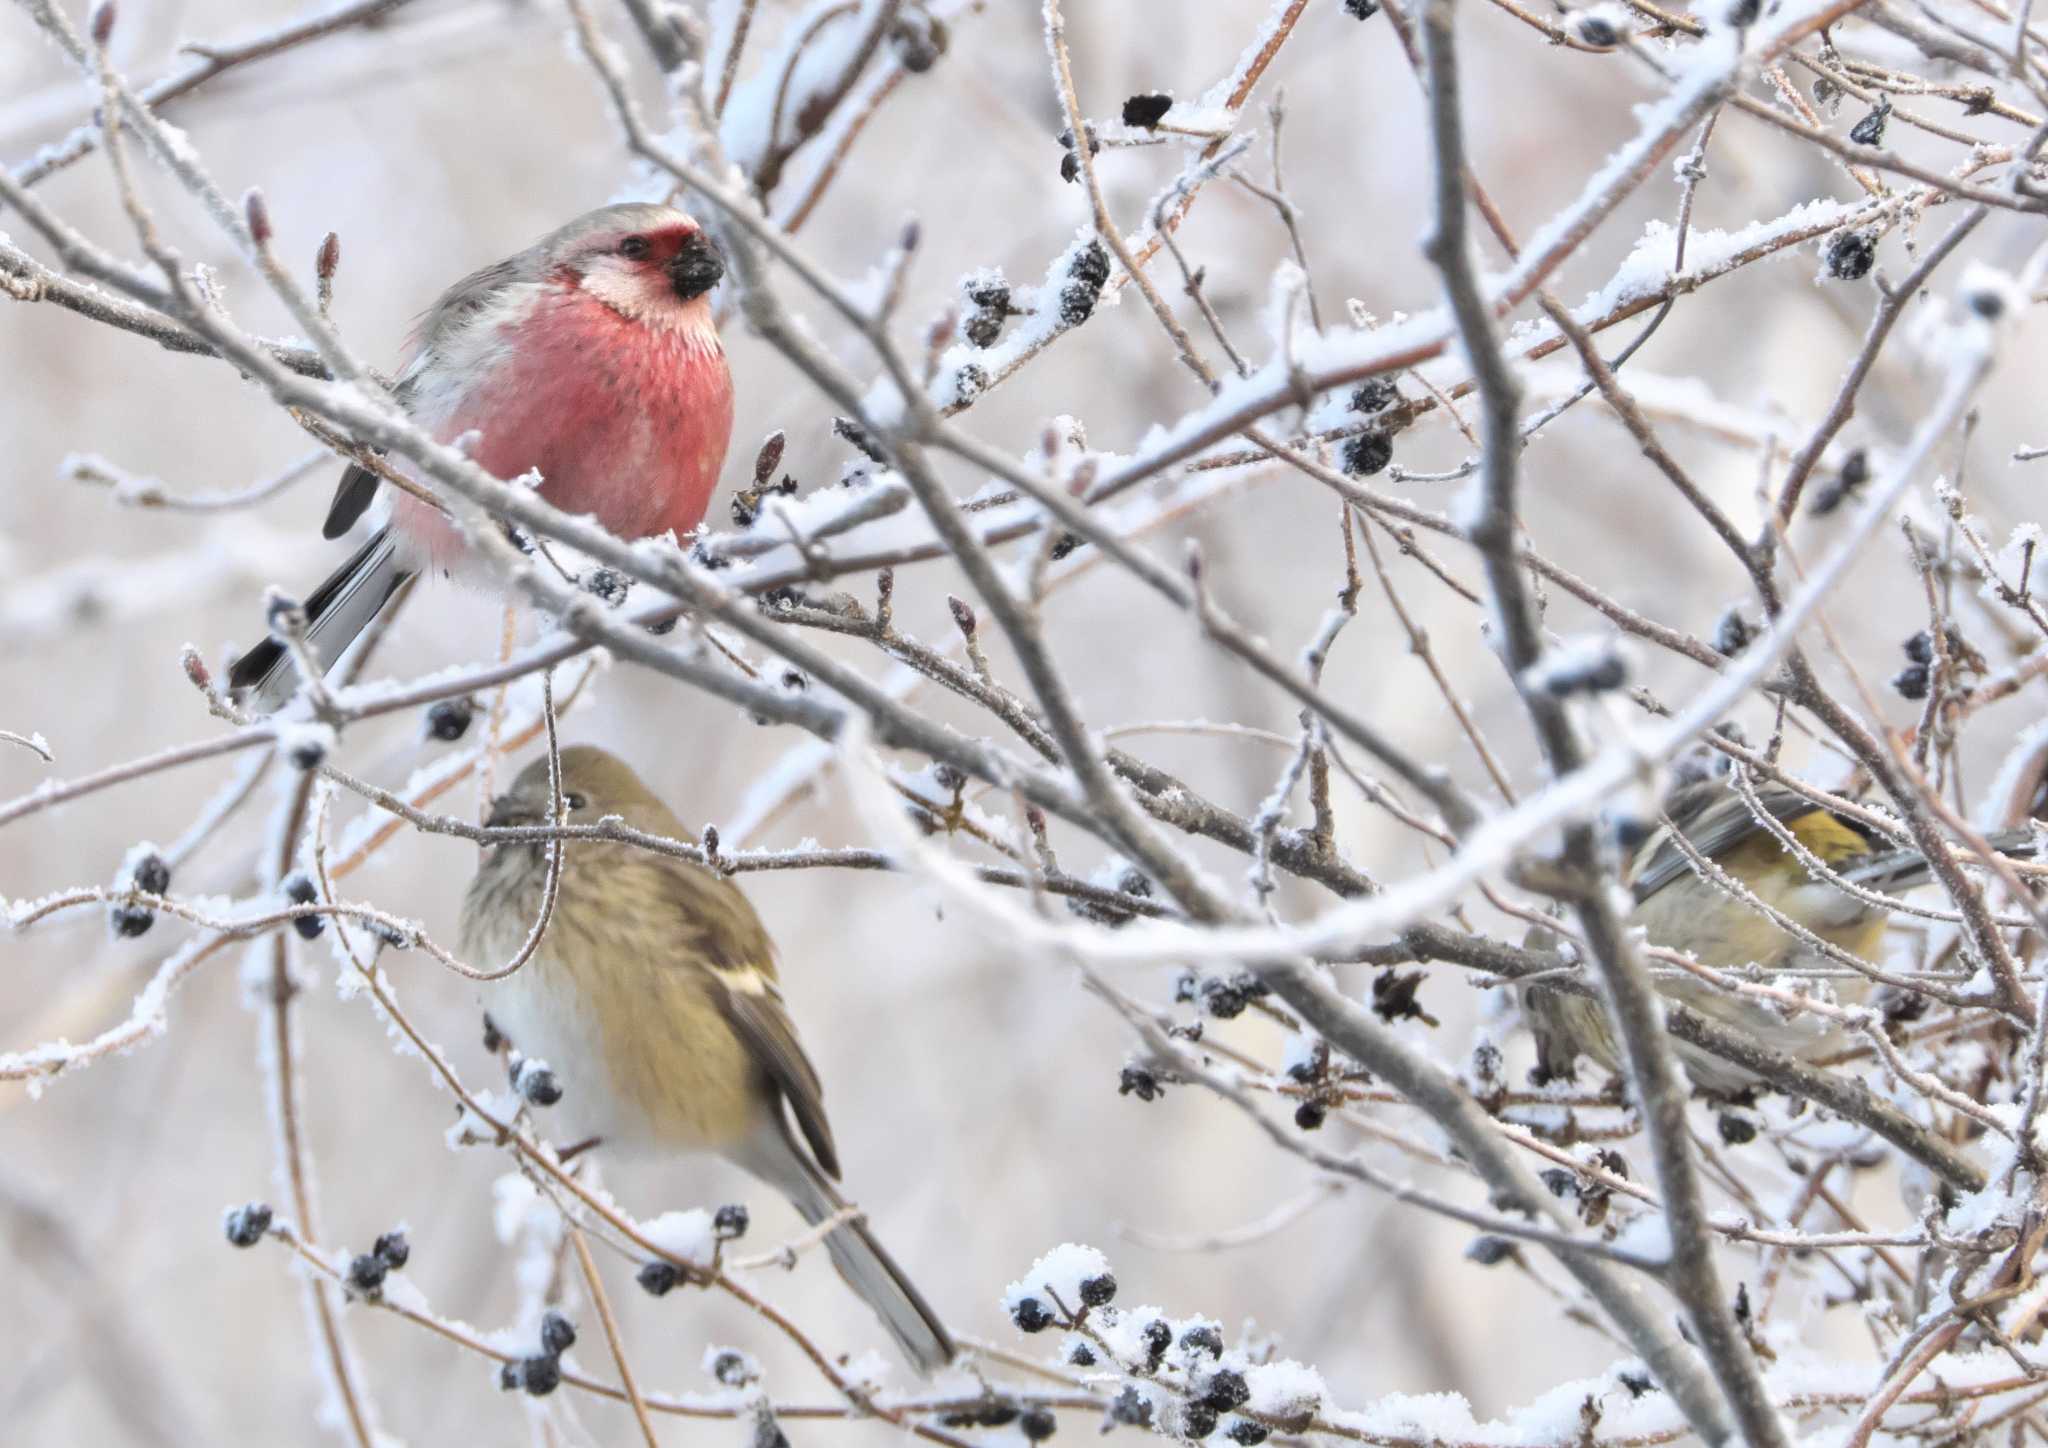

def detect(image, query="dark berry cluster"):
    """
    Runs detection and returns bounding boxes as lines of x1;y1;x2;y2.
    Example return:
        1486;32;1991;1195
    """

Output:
1118;1064;1163;1102
111;849;172;938
1341;429;1393;477
346;1227;412;1295
1060;240;1111;326
1893;628;1933;700
1056;124;1100;184
282;871;323;940
500;1311;576;1396
1344;0;1381;17
1824;230;1876;282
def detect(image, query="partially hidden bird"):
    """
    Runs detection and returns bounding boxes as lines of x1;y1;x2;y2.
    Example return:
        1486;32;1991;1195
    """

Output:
1522;779;2038;1094
229;204;734;711
462;746;956;1374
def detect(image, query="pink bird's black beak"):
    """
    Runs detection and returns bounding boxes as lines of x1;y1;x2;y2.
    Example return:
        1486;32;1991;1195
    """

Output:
669;232;724;300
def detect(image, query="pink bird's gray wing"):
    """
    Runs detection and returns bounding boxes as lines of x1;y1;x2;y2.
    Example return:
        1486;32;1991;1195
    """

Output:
321;252;529;540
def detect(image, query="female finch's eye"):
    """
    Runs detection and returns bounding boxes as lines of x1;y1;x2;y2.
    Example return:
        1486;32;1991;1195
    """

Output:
618;236;651;261
563;792;587;811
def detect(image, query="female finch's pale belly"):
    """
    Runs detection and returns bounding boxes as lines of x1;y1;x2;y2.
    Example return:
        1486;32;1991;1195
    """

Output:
463;845;763;1158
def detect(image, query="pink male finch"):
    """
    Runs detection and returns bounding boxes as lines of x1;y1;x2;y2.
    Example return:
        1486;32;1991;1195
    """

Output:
229;204;735;710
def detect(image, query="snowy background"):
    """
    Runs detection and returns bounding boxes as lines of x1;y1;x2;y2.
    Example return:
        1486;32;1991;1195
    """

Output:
5;0;2048;1444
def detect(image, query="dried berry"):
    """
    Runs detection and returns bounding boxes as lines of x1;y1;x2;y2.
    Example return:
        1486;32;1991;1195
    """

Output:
1070;240;1111;291
282;871;323;940
1349;379;1398;414
1020;1406;1058;1441
714;1204;750;1239
711;1349;754;1386
1122;93;1172;129
1068;1341;1097;1366
1294;1099;1328;1131
133;852;171;896
1110;1387;1154;1426
1372;969;1434;1025
110;904;155;939
516;1354;560;1397
1201;976;1250;1019
1892;663;1930;700
1465;1235;1514;1266
1183;1403;1220;1439
1341;429;1393;477
514;1060;562;1107
1344;0;1380;16
637;1261;681;1296
1849;96;1891;147
582;567;629;607
1825;230;1876;281
1012;1295;1055;1333
1180;1324;1224;1359
1118;1065;1162;1102
1903;629;1933;665
224;1202;273;1248
1572;13;1621;47
964;310;1003;348
1227;1423;1270;1446
426;698;474;742
1717;1113;1758;1146
373;1230;410;1271
540;1310;576;1356
347;1253;388;1293
1713;607;1755;657
1202;1370;1250;1413
1079;1273;1117;1308
1058;281;1099;326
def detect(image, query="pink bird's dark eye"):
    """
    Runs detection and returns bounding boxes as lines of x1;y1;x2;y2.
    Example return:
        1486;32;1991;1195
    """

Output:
618;235;651;261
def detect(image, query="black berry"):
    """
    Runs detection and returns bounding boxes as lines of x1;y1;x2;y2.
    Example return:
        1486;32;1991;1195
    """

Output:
347;1253;387;1293
965;310;1003;348
1111;1387;1154;1426
637;1261;681;1296
1294;1099;1328;1131
426;698;474;742
1079;1272;1117;1308
1574;14;1620;46
373;1230;410;1270
517;1354;560;1397
1184;1404;1219;1439
1068;1341;1097;1366
288;737;326;771
224;1202;273;1247
1020;1405;1058;1441
1350;379;1397;414
1227;1422;1270;1445
1903;630;1933;665
711;1349;754;1386
1892;663;1930;700
110;904;155;938
540;1310;576;1355
582;568;629;607
1012;1296;1055;1333
282;872;323;940
1849;97;1891;147
1717;1113;1758;1146
1344;0;1380;16
1202;1370;1249;1412
1058;281;1098;326
1465;1235;1514;1265
1180;1324;1224;1359
1122;93;1172;129
1118;1065;1162;1102
1825;230;1875;281
714;1204;750;1239
1141;1319;1171;1366
1070;240;1110;291
514;1061;562;1107
1341;430;1393;477
132;852;171;896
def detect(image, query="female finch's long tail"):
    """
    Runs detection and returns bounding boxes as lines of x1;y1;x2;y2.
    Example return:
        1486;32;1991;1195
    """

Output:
747;1121;956;1375
227;528;413;713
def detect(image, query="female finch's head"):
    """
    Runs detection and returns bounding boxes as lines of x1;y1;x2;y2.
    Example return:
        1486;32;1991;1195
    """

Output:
541;203;725;320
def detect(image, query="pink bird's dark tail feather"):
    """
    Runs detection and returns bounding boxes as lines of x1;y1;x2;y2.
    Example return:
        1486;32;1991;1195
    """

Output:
227;528;413;713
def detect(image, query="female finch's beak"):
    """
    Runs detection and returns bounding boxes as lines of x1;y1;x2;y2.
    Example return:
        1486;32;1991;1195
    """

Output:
668;233;724;300
484;794;534;829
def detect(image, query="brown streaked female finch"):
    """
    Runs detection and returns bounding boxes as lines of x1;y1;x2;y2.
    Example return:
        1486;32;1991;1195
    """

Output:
461;746;956;1374
229;204;734;711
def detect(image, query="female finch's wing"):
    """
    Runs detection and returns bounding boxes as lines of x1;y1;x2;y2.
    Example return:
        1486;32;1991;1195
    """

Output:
652;861;842;1180
321;252;530;540
718;973;842;1181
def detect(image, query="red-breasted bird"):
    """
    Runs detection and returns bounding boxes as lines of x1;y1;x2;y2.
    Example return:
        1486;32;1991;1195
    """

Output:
229;204;734;710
